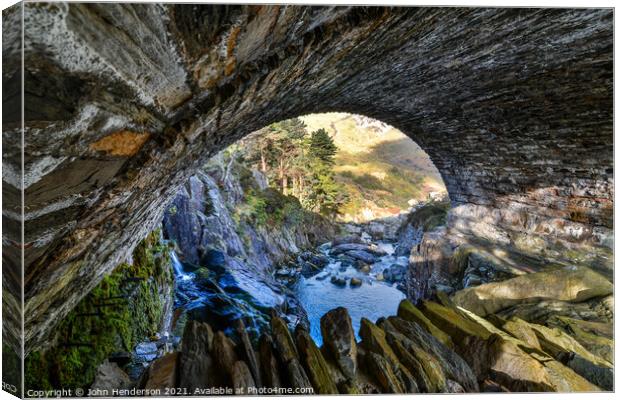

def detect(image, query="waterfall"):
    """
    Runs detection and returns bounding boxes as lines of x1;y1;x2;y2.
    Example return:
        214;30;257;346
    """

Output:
170;251;192;281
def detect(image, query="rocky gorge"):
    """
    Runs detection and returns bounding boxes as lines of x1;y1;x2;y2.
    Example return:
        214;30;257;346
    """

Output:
1;3;614;396
21;157;614;394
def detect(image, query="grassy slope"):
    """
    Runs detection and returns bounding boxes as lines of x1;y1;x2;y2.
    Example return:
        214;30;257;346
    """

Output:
300;113;446;222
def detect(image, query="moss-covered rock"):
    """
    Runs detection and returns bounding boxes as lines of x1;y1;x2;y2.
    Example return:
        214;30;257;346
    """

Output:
295;327;338;394
270;315;298;364
25;230;173;391
397;300;453;348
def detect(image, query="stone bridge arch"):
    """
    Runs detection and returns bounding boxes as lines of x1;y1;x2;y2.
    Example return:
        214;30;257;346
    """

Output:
2;4;612;353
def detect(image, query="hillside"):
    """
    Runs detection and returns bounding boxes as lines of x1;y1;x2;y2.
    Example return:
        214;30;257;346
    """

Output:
300;113;446;222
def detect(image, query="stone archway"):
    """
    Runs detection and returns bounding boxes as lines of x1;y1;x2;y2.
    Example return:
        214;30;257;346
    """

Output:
2;4;612;353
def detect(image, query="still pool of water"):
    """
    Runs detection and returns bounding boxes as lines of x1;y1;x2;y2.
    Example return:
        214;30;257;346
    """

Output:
294;254;406;346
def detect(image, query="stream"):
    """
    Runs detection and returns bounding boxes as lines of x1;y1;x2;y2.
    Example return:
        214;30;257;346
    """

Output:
293;242;407;346
169;240;408;347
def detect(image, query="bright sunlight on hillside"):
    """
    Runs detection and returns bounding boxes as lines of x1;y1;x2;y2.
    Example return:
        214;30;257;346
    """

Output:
300;113;446;222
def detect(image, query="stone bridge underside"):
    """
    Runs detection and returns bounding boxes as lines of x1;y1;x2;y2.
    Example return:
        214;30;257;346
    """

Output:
2;4;612;354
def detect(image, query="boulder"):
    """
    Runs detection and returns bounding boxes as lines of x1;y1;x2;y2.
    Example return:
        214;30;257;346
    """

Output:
320;308;357;380
330;276;347;287
295;327;339;394
453;266;613;317
332;235;363;246
259;334;282;389
383;264;407;283
91;361;131;393
345;250;377;265
331;243;386;257
144;352;179;390
397;300;453;348
178;320;215;390
270;315;298;363
350;277;362;287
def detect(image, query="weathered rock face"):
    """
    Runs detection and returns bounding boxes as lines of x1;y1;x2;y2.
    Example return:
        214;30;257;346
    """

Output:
1;4;612;355
138;298;608;394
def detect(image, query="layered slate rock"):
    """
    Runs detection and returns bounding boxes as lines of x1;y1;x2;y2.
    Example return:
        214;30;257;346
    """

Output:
147;296;610;395
319;307;357;380
4;4;612;354
452;267;613;316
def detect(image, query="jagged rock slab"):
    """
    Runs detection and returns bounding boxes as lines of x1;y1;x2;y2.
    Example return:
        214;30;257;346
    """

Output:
320;307;357;379
452;266;613;317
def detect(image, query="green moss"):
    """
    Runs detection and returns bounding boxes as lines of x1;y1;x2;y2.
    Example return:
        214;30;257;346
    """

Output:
235;187;312;229
406;201;449;231
25;230;173;391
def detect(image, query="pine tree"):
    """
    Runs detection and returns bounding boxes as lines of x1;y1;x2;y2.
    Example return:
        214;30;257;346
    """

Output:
308;128;337;164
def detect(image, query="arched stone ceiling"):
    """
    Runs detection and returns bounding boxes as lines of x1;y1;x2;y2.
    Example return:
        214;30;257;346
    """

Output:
1;4;612;353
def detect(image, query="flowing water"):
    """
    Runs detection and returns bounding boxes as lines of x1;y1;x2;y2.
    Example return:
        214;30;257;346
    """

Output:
294;242;407;346
170;240;408;346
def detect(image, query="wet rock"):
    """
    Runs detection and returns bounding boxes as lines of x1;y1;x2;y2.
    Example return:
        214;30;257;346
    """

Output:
270;315;298;363
259;334;282;389
144;352;178;390
332;235;363;246
382;264;407;283
234;319;262;387
345;250;377;264
453;266;613;317
91;361;131;393
232;361;256;391
320;307;357;380
331;243;386;257
295;327;339;394
330;276;347;287
397;300;453;348
358;263;371;273
178;320;215;390
350;277;362;287
134;342;159;363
